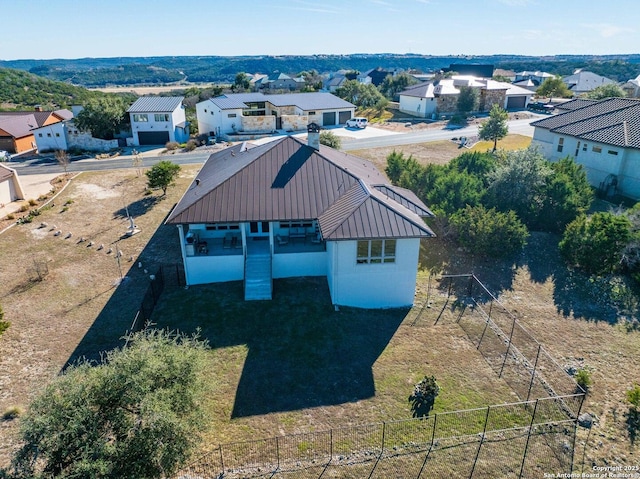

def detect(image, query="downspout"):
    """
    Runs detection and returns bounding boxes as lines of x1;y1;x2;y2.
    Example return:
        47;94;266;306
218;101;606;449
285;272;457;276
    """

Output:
616;121;630;195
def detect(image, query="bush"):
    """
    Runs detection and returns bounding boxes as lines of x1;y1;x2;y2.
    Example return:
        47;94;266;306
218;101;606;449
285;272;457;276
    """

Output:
449;205;529;257
0;303;8;337
319;131;341;149
184;139;199;151
2;406;22;421
165;141;179;151
409;375;439;417
575;368;592;393
28;199;37;206
559;212;631;275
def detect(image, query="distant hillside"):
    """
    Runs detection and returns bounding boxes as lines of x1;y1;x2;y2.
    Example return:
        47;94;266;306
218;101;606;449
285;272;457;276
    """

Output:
0;67;136;111
3;53;640;88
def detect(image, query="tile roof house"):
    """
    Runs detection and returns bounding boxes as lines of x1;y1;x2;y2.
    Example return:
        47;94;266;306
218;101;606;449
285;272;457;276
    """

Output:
562;70;615;95
166;124;435;307
0;108;71;154
196;92;355;141
127;96;189;146
398;76;532;118
531;97;640;198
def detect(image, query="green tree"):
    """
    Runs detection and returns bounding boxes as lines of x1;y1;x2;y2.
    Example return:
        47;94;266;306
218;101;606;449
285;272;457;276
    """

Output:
145;160;181;196
75;96;129;140
487;147;551;227
232;72;251;92
335;80;387;108
456;86;479;116
536;76;573;101
426;170;485;216
319;130;341;149
299;70;323;91
6;329;210;479
449;205;529;257
559;212;631;274
585;83;627;99
379;72;419;101
478;104;509;151
537;156;593;232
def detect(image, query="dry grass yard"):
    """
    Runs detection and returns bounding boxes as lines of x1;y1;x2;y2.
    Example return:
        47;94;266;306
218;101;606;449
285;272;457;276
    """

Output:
0;139;638;473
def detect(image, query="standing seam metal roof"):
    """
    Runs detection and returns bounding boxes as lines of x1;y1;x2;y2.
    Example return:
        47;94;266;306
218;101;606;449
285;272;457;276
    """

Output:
166;136;434;241
127;96;184;113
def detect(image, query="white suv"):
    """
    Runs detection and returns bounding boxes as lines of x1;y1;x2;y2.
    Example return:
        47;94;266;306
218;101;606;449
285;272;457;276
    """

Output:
345;117;368;129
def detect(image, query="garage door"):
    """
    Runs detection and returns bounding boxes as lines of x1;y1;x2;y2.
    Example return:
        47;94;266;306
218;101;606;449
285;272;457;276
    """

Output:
138;131;170;145
322;112;336;126
0;137;15;153
506;96;526;109
338;111;351;124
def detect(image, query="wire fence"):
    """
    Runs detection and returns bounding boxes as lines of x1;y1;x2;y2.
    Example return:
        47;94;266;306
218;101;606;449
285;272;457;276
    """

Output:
174;272;584;478
177;396;579;479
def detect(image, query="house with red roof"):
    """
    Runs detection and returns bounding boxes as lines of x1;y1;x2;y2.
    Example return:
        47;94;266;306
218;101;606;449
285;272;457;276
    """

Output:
0;108;71;155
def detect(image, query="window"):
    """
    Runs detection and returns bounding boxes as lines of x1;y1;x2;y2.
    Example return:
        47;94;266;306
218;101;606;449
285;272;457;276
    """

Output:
38;133;42;137
356;239;396;264
308;111;316;115
204;109;207;113
608;150;619;156
133;114;148;122
205;223;240;231
557;137;564;153
47;133;51;137
592;146;602;153
279;221;313;229
582;143;588;151
55;133;60;137
228;113;237;118
154;113;169;122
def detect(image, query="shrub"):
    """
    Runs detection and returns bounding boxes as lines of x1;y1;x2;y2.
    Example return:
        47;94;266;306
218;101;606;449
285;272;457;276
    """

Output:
575;368;592;393
18;204;29;213
559;212;631;275
184;139;199;151
165;141;179;151
64;199;74;206
449;205;529;257
409;375;439;417
5;214;15;220
28;199;37;206
0;303;8;337
319;131;341;149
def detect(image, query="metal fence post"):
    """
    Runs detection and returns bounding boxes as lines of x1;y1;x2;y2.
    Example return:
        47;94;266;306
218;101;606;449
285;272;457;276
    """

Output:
519;399;539;479
526;345;542;402
469;406;491;479
276;436;280;469
381;421;386;453
499;316;517;378
330;428;333;462
219;444;225;474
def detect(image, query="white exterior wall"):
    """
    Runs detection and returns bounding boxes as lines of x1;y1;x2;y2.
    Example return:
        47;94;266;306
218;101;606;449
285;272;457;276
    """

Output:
185;256;244;284
533;128;640;199
196;101;244;137
33;122;68;152
273;251;327;278
326;239;421;308
0;179;12;205
399;96;436;118
130;104;185;146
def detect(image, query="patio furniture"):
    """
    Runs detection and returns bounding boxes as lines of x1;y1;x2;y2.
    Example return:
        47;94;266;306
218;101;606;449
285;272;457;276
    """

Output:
276;234;289;246
197;241;208;254
289;227;306;242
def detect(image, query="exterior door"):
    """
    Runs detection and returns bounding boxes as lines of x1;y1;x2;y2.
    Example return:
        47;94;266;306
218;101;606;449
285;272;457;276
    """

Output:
248;221;270;237
322;112;336;126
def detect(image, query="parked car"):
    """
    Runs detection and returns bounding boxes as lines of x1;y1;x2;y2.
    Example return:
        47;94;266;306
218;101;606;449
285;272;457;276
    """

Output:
345;117;368;129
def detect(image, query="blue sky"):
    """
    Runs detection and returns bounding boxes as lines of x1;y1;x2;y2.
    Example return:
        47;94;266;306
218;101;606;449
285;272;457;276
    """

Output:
2;0;638;60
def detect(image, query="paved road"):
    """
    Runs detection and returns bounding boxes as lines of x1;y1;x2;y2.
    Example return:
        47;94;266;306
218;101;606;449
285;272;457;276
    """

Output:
11;116;542;176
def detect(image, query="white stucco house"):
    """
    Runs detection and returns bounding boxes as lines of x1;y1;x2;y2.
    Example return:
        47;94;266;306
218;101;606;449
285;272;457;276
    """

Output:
398;76;532;118
166;124;435;308
531;97;640;199
195;92;355;140
127;96;189;146
562;70;615;96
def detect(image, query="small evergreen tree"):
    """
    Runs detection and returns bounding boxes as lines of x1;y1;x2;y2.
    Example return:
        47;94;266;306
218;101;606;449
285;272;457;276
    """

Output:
456;86;479;117
146;160;181;196
478;104;509;151
319;131;341;149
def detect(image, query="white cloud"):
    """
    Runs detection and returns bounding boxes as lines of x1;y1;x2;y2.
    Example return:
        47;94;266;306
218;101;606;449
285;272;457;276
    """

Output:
583;23;635;38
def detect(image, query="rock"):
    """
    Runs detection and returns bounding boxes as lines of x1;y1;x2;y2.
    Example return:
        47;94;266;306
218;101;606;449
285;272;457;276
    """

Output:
53;230;61;236
578;413;593;428
97;243;104;250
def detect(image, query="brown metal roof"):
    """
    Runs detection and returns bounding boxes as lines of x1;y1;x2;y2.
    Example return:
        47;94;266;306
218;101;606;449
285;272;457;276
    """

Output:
166;136;435;240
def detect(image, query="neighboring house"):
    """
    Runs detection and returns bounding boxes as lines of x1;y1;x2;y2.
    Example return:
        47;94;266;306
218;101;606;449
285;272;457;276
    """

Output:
127;96;189;146
621;74;640;98
493;68;516;82
531;97;640;199
324;74;348;92
398;76;532;118
0;108;71;154
165;124;435;308
443;64;494;78
562;70;615;95
196;92;355;139
512;78;537;92
257;73;305;91
514;71;555;86
0;163;25;207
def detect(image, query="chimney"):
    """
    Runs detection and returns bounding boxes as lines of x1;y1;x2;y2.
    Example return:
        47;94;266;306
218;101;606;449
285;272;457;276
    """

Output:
34;105;42;112
307;122;321;150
